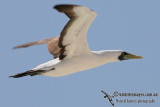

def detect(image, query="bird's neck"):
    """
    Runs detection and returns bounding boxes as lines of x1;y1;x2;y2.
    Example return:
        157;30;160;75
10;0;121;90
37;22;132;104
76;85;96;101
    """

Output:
91;50;122;64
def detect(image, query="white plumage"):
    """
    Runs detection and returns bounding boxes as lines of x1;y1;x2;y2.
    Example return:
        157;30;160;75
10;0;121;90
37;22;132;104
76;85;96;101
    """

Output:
10;5;142;78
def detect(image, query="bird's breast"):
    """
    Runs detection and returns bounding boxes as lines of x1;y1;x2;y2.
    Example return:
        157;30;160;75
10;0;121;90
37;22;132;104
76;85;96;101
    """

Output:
43;55;105;77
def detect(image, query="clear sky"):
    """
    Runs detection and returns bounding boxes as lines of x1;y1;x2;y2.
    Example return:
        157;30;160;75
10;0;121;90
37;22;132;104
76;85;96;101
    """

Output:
1;0;160;107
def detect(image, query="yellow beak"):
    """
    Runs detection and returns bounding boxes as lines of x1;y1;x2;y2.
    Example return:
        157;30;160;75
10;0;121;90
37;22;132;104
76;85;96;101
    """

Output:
123;53;143;60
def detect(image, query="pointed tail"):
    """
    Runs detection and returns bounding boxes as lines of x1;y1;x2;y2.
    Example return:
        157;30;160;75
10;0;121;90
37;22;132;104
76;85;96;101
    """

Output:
9;70;45;78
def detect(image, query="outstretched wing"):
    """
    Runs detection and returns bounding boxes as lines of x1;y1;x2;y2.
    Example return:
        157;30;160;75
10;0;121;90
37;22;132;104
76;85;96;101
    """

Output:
13;4;97;60
55;5;97;60
13;36;61;58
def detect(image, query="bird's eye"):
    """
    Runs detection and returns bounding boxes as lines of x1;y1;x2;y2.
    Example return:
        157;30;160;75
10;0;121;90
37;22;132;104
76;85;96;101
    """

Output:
122;52;128;55
90;9;94;11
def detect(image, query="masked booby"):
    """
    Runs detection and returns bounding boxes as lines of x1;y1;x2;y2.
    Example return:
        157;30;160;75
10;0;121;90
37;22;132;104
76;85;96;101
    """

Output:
10;4;142;78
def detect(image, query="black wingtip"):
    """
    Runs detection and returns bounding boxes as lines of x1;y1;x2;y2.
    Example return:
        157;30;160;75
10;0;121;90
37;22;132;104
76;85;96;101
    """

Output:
54;4;75;8
53;4;80;11
54;4;63;9
53;5;58;9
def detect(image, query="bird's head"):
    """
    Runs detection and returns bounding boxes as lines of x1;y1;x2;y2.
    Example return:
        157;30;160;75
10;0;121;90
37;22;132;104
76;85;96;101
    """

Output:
94;50;143;63
118;51;143;61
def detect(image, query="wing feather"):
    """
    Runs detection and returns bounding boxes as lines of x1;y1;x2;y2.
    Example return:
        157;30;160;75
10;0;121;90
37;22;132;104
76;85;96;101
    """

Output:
54;5;97;59
13;36;61;58
13;5;97;60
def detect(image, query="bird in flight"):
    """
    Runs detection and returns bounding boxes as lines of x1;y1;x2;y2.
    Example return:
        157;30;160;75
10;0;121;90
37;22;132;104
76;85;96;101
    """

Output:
10;4;142;78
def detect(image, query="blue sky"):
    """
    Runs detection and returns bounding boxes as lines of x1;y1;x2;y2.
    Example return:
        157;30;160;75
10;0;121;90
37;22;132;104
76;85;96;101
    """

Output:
1;0;160;107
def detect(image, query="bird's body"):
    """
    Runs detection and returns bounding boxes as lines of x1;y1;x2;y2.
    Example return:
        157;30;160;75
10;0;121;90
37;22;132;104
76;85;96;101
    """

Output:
10;4;142;78
32;50;121;77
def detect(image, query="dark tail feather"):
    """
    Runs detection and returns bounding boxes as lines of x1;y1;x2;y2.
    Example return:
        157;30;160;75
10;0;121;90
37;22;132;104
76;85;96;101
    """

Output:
9;70;45;78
